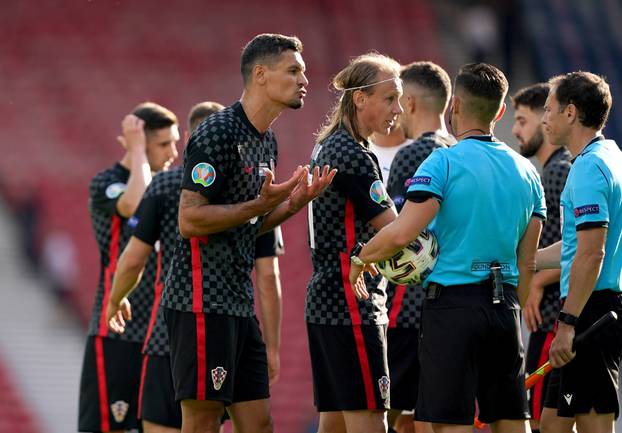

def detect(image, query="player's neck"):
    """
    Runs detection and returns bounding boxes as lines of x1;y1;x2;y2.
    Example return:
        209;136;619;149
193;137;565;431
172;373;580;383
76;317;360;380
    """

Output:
372;130;406;148
453;118;492;139
410;113;447;141
239;92;283;134
535;142;558;166
567;128;602;157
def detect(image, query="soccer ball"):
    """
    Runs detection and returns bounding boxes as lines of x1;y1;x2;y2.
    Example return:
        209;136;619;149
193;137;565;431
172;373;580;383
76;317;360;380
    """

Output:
376;229;439;285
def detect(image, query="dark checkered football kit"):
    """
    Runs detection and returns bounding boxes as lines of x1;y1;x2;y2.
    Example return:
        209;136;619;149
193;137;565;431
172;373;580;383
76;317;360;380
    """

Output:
86;163;158;343
306;128;393;326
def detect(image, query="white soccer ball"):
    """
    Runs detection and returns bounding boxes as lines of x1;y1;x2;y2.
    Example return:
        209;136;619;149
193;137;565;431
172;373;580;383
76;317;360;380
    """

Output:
376;229;439;285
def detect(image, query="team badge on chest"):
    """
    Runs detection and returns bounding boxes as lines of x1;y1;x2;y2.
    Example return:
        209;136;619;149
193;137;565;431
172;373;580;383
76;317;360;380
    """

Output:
211;366;228;391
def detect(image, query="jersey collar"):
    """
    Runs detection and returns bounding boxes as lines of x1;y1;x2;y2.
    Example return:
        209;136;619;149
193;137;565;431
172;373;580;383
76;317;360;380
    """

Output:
232;101;264;139
578;135;605;157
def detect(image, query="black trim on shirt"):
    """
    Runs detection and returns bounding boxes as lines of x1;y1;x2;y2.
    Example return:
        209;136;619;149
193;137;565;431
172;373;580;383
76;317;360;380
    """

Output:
232;101;263;139
463;135;496;142
532;212;547;221
577;135;605;158
406;190;442;203
577;221;608;231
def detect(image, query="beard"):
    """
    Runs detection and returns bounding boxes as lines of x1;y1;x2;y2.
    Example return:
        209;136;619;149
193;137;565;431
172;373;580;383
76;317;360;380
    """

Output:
286;97;304;110
519;127;544;158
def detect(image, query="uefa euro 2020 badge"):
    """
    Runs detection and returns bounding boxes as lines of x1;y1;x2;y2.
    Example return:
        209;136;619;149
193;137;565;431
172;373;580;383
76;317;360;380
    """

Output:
105;183;126;199
369;180;389;204
211;366;227;391
110;400;129;423
192;162;216;188
378;375;390;401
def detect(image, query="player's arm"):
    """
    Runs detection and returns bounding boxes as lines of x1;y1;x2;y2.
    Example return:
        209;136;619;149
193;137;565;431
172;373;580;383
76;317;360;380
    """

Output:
523;268;562;332
116;114;152;218
536;241;562;269
258;165;337;234
255;256;282;385
106;237;154;333
516;217;543;307
179;167;307;237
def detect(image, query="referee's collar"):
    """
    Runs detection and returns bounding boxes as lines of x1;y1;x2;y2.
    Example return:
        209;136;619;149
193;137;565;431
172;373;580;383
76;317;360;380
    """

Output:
462;134;496;143
578;135;605;157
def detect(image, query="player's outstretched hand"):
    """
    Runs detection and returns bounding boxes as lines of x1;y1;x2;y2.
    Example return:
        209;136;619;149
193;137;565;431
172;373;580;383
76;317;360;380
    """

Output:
257;166;307;213
349;261;379;300
117;114;146;153
107;298;132;334
288;165;337;213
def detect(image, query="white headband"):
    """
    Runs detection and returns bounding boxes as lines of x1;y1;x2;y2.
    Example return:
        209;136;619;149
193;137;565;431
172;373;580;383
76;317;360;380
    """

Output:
342;77;400;91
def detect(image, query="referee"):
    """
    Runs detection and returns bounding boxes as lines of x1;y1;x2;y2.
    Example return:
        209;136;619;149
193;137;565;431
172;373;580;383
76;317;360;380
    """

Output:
538;72;622;433
350;63;546;433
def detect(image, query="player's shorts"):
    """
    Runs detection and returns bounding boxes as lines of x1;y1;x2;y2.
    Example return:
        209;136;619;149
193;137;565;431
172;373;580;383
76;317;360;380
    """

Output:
387;326;420;411
164;308;269;405
526;329;555;421
307;322;390;412
139;354;181;428
544;289;622;418
78;336;142;432
415;283;529;425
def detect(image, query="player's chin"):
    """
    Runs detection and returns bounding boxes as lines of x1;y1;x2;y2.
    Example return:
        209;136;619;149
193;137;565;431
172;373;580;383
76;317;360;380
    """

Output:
287;98;304;110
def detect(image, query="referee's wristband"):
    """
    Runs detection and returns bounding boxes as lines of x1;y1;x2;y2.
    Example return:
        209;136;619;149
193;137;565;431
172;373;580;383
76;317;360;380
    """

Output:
557;311;579;327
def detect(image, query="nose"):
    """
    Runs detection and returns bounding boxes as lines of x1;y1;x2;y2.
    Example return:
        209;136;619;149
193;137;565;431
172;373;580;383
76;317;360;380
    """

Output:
169;142;179;161
511;124;519;137
394;100;404;115
299;72;309;87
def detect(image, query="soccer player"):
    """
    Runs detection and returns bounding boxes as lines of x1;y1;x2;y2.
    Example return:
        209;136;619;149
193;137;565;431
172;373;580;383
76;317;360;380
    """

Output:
537;72;622;433
79;102;180;433
384;61;454;433
511;83;571;432
105;101;224;433
162;34;335;433
306;53;402;433
370;125;410;185
350;63;546;433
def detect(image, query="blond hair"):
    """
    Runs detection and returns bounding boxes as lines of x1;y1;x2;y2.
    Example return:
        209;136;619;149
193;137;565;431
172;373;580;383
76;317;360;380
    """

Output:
316;53;401;144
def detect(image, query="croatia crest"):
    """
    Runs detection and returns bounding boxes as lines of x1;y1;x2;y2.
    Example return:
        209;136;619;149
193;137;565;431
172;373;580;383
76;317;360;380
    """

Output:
211;366;228;391
110;400;129;423
378;375;390;400
192;162;216;187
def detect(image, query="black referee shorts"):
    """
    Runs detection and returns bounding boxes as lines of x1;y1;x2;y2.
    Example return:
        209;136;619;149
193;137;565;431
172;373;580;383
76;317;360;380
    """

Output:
78;336;142;432
307;323;390;412
139;354;181;428
415;283;529;425
387;326;420;411
164;308;269;405
544;290;622;418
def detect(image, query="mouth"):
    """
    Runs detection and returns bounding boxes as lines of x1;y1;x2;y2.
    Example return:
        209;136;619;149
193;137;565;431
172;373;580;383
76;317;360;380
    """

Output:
298;89;307;98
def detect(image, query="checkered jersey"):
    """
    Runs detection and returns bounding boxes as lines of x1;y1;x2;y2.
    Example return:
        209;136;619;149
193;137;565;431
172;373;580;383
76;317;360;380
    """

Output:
538;147;572;332
86;163;158;343
384;132;453;328
132;167;182;356
162;102;278;316
306;128;393;326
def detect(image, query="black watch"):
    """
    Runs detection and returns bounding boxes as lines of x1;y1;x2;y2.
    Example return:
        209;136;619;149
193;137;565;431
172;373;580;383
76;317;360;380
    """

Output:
557;311;579;327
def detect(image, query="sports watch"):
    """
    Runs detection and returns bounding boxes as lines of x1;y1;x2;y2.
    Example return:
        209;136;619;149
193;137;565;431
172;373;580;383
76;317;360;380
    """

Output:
350;242;365;266
557;311;579;327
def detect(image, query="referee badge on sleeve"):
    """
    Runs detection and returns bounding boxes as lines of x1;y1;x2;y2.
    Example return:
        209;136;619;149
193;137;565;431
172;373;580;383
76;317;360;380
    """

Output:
192;162;216;188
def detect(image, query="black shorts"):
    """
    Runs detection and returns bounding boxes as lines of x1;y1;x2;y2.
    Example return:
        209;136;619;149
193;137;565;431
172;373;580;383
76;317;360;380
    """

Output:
139;354;181;428
307;323;390;412
78;336;142;432
164;308;269;405
415;283;529;425
387;326;420;411
544;290;622;418
525;329;555;421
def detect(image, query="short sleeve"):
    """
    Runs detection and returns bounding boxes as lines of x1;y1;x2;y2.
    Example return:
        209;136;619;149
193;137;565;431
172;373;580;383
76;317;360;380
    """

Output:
333;152;393;222
181;126;232;202
131;194;161;246
570;159;609;230
532;172;547;220
406;148;447;201
90;178;126;217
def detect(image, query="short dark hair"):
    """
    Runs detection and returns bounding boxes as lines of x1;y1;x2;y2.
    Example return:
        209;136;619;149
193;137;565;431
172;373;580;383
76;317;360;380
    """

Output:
400;61;451;112
240;33;303;85
549;72;612;130
455;63;509;123
187;101;225;132
511;83;550;111
132;102;178;132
